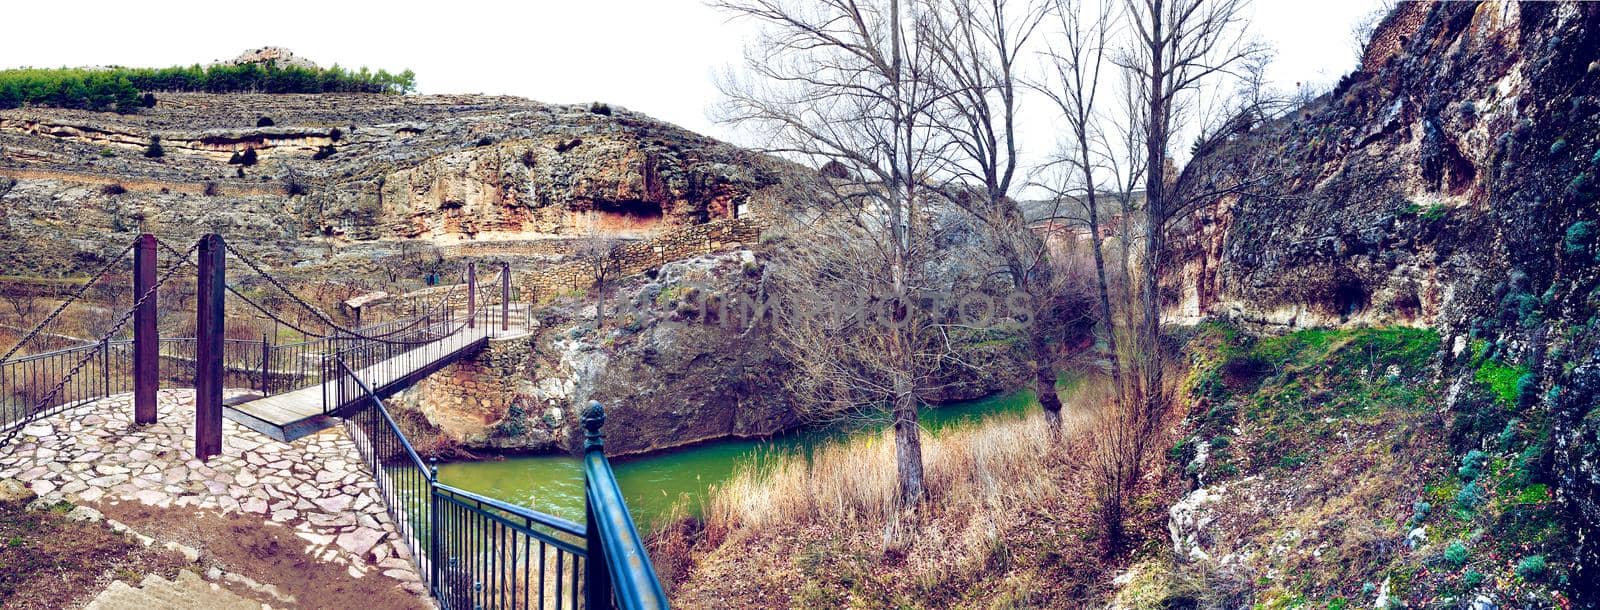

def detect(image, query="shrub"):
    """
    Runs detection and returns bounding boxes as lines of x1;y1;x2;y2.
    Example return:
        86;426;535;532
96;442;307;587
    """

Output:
140;92;157;107
1462;570;1485;588
283;176;307;197
1455;480;1485;512
1565;221;1594;256
101;183;127;196
329;127;343;142
143;135;163;158
98;147;116;158
1406;501;1432;527
311;145;336;160
475;136;496;147
227;151;243;164
202;182;219;197
1515;555;1547;580
1499;418;1522;449
1514;372;1539;406
256;116;275;127
589;101;612;116
1550;139;1568;156
239;148;257;166
1444;540;1469;567
1458;450;1488;481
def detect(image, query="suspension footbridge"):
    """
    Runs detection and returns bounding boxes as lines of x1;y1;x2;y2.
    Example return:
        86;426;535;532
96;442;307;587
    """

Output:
0;233;666;609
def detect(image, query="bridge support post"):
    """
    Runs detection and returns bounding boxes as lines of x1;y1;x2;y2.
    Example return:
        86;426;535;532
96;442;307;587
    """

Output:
133;234;159;425
501;262;510;332
466;263;477;329
193;234;225;461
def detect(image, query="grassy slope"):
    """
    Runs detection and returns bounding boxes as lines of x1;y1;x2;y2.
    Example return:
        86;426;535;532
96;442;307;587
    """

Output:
1139;324;1574;609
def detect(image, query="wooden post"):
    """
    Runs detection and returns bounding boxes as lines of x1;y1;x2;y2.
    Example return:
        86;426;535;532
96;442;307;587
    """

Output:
133;233;158;424
466;263;477;329
193;234;225;461
500;262;510;332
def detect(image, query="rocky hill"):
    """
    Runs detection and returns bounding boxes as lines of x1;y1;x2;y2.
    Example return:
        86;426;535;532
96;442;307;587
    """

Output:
1168;0;1600;602
0;91;788;275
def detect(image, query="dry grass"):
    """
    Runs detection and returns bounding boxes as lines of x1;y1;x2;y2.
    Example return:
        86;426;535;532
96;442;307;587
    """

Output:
704;411;1083;539
666;389;1174;608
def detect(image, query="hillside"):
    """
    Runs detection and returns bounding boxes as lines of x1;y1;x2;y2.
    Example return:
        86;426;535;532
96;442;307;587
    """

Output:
1168;0;1600;604
0;90;788;276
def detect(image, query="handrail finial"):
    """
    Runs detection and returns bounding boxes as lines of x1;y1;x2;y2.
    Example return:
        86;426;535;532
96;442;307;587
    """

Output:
582;400;606;452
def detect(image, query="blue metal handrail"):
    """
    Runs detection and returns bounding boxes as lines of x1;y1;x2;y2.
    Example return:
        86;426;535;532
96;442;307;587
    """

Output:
581;401;669;609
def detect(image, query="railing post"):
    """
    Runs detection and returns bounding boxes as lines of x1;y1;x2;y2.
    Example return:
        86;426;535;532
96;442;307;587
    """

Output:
101;338;111;397
133;233;158;424
583;401;614;608
193;234;224;461
496;262;508;333
466;263;477;329
259;334;270;395
429;458;442;597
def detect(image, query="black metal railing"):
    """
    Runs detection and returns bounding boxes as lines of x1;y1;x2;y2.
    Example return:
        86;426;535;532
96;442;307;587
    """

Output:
338;360;665;609
0;340;129;431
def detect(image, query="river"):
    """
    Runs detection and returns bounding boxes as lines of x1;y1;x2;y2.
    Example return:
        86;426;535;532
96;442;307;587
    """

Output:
436;379;1071;530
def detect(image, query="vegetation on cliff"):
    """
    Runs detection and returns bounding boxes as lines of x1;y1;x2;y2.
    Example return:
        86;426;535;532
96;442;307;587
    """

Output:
0;63;415;113
1153;324;1575;608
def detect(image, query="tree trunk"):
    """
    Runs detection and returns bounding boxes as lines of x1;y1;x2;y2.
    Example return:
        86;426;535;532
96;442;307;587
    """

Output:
1080;154;1127;411
893;391;925;507
595;276;606;328
1034;333;1063;429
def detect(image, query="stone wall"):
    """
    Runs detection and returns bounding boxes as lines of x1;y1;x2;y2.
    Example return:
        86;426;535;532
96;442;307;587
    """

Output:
516;217;765;297
388;333;566;452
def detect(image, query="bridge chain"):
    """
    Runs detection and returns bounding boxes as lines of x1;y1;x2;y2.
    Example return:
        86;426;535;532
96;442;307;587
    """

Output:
0;240;138;365
153;238;332;341
0;240;200;446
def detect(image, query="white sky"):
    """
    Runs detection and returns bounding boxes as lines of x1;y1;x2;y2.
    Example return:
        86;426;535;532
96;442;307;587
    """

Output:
2;0;1381;157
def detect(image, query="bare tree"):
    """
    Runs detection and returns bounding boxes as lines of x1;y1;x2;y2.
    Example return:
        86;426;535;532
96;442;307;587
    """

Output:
576;215;623;328
1034;0;1262;552
1117;0;1261;464
922;0;1081;427
715;0;951;506
1038;0;1129;418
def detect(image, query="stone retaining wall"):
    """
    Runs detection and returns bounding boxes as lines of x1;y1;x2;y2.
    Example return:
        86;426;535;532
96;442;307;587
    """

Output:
387;334;564;451
516;217;765;297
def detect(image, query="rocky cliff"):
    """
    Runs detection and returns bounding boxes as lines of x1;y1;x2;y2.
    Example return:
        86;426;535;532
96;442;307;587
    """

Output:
0;92;786;274
1169;0;1600;598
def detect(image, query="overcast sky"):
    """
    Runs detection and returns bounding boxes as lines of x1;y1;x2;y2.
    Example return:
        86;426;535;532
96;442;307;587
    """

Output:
2;0;1381;154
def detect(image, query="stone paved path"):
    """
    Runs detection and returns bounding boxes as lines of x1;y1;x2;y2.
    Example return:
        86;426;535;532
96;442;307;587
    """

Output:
0;389;427;596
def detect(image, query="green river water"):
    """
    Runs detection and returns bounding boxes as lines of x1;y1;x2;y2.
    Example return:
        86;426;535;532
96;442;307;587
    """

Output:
436;382;1063;531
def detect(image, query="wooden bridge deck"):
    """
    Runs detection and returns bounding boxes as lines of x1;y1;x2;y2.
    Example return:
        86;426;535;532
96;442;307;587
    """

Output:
223;324;505;441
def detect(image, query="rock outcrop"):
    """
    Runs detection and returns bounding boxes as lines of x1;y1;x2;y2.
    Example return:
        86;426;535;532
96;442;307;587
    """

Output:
1169;1;1600;596
0;93;788;275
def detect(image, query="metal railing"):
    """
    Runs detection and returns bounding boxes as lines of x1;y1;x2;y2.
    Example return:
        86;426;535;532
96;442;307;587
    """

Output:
581;402;669;609
338;359;665;609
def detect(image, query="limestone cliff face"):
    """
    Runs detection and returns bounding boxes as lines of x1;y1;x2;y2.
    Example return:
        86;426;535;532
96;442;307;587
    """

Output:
0;93;785;273
1170;0;1600;589
528;250;798;458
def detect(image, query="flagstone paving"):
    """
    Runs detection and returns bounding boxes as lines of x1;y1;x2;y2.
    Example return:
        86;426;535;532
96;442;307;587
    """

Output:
0;389;426;596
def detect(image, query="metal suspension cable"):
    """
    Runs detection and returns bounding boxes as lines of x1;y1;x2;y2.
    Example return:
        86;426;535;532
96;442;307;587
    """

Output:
0;240;199;445
0;240;137;364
